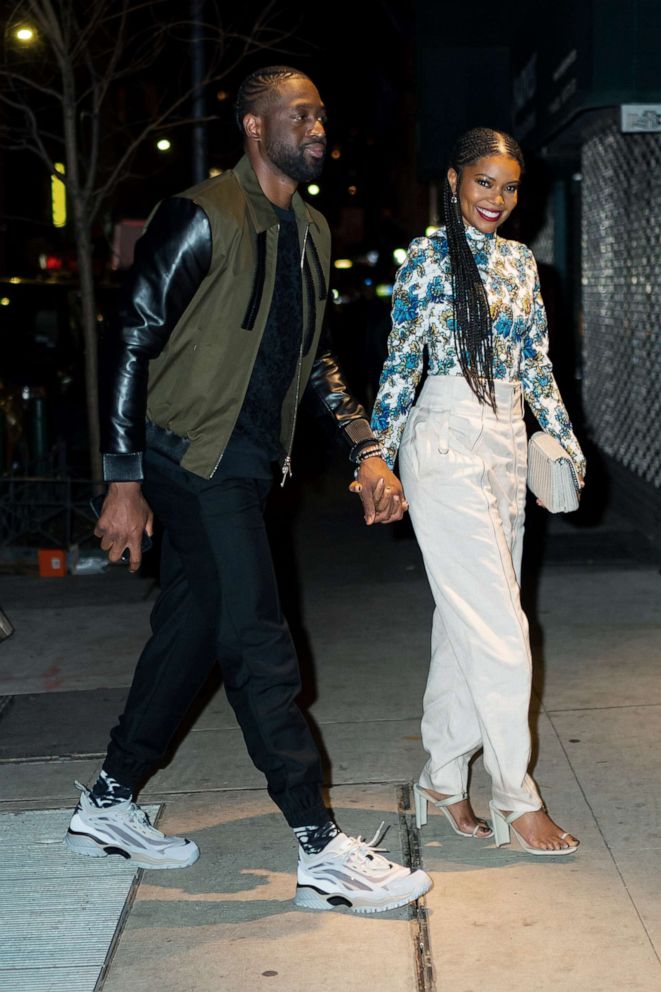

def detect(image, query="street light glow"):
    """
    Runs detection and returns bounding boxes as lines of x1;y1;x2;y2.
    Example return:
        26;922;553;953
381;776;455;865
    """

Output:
307;184;320;196
156;138;172;152
15;26;35;42
393;248;407;265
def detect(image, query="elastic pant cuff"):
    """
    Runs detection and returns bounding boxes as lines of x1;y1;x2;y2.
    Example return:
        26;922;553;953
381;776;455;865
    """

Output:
270;784;328;829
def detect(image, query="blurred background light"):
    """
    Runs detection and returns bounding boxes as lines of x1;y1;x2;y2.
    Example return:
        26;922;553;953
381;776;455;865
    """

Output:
51;163;66;229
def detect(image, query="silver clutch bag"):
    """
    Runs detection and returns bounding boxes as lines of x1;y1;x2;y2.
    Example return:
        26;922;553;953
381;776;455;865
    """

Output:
527;431;580;513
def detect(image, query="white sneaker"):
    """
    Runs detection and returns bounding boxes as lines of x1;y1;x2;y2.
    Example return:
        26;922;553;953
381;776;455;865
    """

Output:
65;783;199;869
294;829;432;913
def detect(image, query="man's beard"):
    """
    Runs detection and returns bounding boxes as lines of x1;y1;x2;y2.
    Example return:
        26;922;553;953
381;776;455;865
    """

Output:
266;138;325;183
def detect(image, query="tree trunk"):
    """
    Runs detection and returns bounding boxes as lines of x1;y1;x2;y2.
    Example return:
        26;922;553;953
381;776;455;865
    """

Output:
57;39;102;484
72;205;102;482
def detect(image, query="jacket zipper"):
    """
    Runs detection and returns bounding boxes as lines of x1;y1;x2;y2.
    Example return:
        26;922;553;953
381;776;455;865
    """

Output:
280;223;309;487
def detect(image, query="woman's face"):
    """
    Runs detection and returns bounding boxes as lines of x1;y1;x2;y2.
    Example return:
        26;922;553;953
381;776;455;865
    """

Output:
448;154;521;234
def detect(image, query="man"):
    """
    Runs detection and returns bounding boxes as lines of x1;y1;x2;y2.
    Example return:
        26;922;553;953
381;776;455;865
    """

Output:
65;66;431;913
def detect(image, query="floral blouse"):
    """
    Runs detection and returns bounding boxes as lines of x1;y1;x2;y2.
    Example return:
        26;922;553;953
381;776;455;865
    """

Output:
371;224;586;477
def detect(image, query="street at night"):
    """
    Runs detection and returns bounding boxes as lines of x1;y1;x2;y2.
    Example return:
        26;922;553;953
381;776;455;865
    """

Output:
0;1;660;990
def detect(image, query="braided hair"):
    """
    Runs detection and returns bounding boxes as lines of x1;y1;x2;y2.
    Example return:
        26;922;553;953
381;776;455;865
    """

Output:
234;66;310;134
442;127;525;410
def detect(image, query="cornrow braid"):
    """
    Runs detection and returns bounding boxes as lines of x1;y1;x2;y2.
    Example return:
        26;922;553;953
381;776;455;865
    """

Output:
442;127;525;410
234;65;310;134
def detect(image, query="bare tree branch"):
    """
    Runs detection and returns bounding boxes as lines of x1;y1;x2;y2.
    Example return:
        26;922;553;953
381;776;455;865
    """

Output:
0;68;63;101
0;0;301;479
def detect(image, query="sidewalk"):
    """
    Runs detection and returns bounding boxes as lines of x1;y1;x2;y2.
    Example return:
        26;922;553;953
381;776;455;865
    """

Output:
0;450;660;991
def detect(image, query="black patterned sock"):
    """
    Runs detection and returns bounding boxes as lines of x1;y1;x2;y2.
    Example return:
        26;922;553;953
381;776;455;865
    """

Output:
293;820;340;854
89;769;132;808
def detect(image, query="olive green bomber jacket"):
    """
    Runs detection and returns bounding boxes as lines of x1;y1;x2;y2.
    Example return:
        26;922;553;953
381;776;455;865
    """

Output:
101;155;374;482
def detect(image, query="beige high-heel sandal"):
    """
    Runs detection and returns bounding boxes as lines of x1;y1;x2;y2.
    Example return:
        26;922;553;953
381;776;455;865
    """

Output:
489;801;579;855
413;783;493;838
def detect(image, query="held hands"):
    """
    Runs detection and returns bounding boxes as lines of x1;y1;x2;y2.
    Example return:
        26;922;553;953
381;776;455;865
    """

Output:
94;481;154;573
348;457;409;525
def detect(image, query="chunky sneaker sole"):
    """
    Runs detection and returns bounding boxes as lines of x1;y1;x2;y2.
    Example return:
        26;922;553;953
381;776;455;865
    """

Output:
294;830;432;914
294;870;431;914
64;785;200;870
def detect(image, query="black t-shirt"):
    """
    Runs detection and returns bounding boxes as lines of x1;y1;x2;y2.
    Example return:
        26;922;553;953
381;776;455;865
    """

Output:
218;203;303;479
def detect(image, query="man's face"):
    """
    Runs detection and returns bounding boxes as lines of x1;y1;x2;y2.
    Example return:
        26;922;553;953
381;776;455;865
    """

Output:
260;77;327;183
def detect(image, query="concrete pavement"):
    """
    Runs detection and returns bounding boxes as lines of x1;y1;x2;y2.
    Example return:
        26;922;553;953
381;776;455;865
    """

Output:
0;446;660;991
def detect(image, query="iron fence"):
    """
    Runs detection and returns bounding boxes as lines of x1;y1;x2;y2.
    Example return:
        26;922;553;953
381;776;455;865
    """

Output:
0;477;101;549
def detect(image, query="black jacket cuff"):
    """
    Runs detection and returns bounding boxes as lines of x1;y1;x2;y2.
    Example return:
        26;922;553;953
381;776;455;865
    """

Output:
102;452;144;482
344;420;378;461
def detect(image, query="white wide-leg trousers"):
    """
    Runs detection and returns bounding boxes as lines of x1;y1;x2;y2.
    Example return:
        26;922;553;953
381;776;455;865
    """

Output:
399;375;542;814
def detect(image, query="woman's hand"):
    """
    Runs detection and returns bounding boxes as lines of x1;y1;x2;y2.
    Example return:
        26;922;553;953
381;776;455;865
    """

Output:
536;473;584;511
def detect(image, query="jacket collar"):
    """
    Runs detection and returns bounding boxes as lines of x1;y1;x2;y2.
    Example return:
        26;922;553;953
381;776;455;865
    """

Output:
233;154;318;234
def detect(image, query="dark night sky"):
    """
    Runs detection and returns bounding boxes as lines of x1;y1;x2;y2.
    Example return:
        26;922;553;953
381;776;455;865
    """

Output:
2;0;534;272
132;0;533;225
167;0;422;244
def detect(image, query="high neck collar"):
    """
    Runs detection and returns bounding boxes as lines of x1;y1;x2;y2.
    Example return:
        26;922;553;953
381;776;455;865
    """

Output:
464;223;496;248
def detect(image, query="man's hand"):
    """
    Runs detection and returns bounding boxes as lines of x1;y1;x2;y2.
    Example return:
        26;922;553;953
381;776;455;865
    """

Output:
94;481;154;573
349;457;409;525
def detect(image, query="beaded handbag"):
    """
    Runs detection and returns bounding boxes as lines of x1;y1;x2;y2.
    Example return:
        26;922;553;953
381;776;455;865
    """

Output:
527;431;580;513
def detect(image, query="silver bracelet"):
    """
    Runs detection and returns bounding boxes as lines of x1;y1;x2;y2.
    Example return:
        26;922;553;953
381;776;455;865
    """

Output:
357;445;383;462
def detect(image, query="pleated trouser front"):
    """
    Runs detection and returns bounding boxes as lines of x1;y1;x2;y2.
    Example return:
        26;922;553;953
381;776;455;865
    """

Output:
399;375;542;814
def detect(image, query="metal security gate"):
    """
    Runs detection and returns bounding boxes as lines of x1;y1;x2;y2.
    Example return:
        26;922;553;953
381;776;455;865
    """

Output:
581;120;661;488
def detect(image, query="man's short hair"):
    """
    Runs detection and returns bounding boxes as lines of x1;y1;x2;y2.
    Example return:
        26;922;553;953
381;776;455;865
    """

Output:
234;65;310;134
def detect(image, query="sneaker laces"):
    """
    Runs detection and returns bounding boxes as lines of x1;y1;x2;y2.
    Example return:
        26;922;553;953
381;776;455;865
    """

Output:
125;803;165;838
340;822;395;872
74;780;165;839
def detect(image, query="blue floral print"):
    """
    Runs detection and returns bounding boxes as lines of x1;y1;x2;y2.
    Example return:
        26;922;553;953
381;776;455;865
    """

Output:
371;225;586;477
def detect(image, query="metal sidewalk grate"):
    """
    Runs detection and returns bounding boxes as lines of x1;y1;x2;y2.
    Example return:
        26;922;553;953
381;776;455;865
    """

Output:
0;806;159;992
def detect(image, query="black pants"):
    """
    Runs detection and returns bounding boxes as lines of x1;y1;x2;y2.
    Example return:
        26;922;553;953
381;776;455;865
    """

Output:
104;450;327;828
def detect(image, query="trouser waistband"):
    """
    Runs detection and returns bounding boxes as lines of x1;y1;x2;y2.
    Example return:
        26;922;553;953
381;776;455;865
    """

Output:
417;375;523;420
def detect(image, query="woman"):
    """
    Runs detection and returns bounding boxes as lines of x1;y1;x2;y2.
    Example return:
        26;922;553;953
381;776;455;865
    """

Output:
370;127;585;854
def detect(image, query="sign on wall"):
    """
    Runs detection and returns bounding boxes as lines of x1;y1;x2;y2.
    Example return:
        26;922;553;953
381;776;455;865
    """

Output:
512;0;661;148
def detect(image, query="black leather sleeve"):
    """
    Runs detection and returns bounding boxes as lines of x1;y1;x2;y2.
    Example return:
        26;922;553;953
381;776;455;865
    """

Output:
100;197;211;481
302;323;376;459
